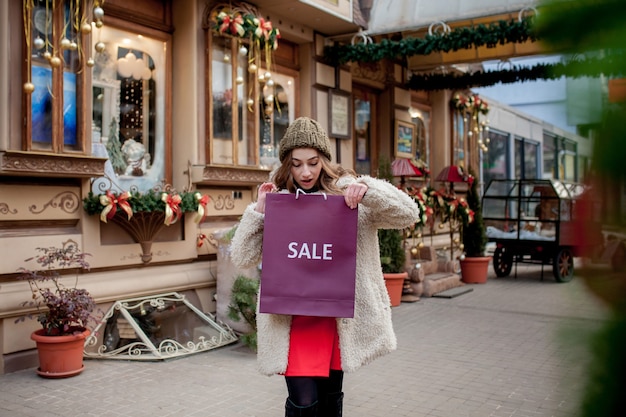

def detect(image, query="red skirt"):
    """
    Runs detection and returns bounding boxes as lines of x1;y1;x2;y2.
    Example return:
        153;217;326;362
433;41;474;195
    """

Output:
284;315;342;377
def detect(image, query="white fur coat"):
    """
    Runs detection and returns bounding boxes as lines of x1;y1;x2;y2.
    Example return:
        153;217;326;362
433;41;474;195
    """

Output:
230;175;420;375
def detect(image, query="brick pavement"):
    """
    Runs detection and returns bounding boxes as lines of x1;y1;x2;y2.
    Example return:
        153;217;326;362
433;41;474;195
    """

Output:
0;265;610;417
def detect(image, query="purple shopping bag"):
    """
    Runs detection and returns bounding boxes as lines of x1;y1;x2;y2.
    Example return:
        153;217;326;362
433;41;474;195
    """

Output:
259;192;358;318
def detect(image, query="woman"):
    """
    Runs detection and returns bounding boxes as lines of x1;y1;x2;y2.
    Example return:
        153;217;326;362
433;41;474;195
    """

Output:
230;117;420;417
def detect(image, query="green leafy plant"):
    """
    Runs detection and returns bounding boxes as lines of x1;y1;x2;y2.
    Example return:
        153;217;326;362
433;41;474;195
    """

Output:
461;168;487;257
16;242;99;336
377;156;407;273
378;227;406;273
227;274;259;351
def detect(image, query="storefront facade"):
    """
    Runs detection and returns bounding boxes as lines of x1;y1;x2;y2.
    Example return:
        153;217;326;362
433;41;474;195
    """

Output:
0;0;590;373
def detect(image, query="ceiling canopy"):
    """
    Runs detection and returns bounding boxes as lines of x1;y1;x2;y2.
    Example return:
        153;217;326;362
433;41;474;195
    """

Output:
366;0;538;36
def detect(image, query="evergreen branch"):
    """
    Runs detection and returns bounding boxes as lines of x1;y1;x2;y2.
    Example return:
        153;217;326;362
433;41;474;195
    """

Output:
324;17;537;66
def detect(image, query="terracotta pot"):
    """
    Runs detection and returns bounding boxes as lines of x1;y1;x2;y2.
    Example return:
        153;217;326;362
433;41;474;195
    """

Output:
384;272;408;307
460;256;491;284
31;328;90;378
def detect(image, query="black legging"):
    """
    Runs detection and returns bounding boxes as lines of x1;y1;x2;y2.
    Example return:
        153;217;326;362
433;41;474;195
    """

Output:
285;370;344;406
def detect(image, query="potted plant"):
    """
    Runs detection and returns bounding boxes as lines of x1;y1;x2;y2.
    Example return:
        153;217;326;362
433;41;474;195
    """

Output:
459;168;490;283
377;156;408;306
16;241;99;378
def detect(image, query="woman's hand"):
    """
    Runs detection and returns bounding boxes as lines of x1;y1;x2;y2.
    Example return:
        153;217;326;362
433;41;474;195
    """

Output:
255;182;277;213
344;182;368;209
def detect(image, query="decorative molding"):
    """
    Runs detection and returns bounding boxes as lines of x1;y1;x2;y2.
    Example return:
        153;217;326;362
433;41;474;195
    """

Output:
0;203;18;215
29;191;81;214
352;61;386;85
198;166;271;186
210;193;236;211
0;151;107;178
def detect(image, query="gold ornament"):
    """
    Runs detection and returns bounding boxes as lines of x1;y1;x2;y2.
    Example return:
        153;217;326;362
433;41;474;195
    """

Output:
438;223;444;229
34;37;45;50
410;247;418;256
42;51;52;60
69;41;78;51
60;38;71;49
418;242;424;248
49;56;62;67
93;7;105;19
95;20;103;28
86;58;95;67
23;83;35;94
459;243;464;250
248;63;257;73
235;76;244;85
223;54;230;63
95;42;106;53
81;23;92;34
246;98;254;106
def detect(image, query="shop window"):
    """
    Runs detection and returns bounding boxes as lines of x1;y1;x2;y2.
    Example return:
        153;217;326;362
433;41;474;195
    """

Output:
353;86;378;176
483;130;509;187
559;141;577;182
260;74;295;168
410;107;430;170
453;111;466;166
24;0;89;153
204;4;293;171
543;133;556;179
514;137;539;179
451;92;490;171
90;25;169;192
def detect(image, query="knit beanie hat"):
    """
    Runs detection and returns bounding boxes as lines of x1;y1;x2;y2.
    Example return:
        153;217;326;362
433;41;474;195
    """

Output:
278;117;332;162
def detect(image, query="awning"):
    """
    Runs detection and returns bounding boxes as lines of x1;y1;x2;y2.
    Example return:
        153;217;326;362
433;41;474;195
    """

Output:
366;0;537;36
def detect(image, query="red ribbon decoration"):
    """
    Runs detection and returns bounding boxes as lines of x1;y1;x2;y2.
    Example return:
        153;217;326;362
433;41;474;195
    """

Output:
99;191;132;223
194;193;210;224
162;193;182;226
219;13;244;37
257;17;273;40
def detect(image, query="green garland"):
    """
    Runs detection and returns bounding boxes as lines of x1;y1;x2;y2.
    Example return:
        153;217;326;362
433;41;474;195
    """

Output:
407;53;626;91
324;17;537;66
83;190;201;215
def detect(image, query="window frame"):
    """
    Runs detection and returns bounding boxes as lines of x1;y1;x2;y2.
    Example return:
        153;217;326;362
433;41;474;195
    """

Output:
22;0;90;155
204;11;299;170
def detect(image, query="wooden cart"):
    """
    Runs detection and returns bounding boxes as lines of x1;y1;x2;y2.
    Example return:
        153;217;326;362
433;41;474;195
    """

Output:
481;179;604;282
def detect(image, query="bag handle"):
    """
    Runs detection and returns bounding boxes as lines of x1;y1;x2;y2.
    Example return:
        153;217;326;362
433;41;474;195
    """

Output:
295;188;328;200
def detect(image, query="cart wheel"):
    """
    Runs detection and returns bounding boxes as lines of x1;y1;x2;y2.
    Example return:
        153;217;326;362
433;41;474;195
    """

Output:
493;246;513;277
553;248;574;282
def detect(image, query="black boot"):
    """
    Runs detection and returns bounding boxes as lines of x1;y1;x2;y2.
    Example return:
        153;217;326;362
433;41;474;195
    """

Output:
285;398;318;417
318;392;343;417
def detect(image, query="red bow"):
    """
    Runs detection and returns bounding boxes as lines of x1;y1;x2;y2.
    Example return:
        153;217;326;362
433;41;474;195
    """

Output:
194;193;210;224
219;13;244;37
162;193;182;226
256;18;273;40
99;191;132;223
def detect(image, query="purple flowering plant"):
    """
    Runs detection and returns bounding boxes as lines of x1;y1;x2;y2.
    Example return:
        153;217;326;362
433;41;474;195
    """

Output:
16;241;98;336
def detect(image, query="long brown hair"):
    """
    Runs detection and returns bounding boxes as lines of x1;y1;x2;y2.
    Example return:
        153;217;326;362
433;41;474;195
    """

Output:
272;149;356;195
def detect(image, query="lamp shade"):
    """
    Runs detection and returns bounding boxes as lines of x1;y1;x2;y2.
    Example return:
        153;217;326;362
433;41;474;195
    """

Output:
435;165;466;183
391;158;424;177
